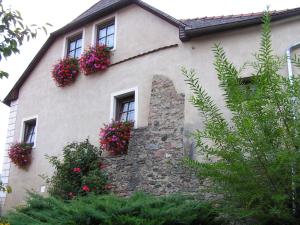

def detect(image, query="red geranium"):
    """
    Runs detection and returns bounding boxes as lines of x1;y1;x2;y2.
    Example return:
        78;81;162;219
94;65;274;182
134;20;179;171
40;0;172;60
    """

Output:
82;185;90;192
73;167;81;173
79;44;111;75
99;121;133;155
8;143;32;168
52;57;80;87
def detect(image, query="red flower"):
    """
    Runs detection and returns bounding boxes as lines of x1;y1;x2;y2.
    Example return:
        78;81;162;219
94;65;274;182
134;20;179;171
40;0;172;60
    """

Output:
82;185;90;192
99;121;133;155
8;143;32;168
73;167;81;173
52;57;80;87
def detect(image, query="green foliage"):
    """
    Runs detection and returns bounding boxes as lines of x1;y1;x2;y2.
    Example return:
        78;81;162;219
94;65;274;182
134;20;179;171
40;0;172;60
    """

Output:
183;11;300;225
6;193;225;225
46;139;108;199
0;0;51;78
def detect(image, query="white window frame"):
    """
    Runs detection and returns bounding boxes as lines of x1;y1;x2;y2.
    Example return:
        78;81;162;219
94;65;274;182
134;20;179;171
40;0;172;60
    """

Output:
110;87;138;128
92;14;117;51
19;115;38;148
62;29;85;59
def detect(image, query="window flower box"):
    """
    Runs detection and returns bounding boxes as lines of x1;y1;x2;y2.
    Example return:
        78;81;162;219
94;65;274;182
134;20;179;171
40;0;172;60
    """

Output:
80;44;111;75
52;57;80;87
99;121;133;155
8;143;32;169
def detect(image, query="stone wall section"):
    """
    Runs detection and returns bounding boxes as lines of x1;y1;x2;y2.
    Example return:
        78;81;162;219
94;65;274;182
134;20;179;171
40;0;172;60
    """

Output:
0;100;18;208
104;75;199;196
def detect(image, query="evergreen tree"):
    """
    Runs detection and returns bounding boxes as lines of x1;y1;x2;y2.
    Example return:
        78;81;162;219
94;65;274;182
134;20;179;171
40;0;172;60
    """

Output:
183;11;300;225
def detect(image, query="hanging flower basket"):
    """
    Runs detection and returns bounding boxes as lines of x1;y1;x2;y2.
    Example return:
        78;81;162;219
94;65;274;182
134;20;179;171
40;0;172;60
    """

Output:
99;121;133;155
52;57;80;87
80;44;111;75
8;143;32;168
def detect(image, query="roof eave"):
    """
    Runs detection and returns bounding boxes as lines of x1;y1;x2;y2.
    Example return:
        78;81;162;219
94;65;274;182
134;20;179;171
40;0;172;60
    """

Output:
181;9;300;41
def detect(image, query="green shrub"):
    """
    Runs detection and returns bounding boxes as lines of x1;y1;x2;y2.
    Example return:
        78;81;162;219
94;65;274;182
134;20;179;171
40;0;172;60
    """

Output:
46;139;108;199
183;11;300;224
7;193;226;225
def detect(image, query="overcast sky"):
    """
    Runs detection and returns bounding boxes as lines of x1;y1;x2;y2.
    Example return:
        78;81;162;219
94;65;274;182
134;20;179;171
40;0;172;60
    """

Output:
0;0;299;170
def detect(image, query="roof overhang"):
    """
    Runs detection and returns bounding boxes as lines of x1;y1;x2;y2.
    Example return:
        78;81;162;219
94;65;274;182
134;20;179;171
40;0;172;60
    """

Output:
180;8;300;41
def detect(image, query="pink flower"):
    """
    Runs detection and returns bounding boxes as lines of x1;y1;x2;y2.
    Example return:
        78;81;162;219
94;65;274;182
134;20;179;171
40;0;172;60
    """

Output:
82;185;90;192
73;167;81;173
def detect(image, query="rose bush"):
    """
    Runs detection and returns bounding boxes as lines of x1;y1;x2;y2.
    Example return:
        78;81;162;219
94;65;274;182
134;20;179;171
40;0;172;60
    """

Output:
100;121;133;155
46;139;109;200
52;57;80;87
8;143;32;168
79;44;110;75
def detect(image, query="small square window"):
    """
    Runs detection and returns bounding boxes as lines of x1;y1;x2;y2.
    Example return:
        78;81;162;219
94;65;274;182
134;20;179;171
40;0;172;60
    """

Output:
116;95;135;122
67;34;82;58
23;119;36;146
97;20;115;49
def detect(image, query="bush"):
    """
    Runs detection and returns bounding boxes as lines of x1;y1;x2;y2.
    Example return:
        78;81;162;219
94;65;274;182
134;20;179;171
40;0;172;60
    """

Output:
7;193;226;225
100;121;133;155
183;11;300;224
46;139;108;199
8;143;32;168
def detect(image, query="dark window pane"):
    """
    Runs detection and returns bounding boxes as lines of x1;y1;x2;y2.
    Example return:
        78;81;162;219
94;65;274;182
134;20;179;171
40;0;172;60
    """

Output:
67;34;82;58
24;120;36;145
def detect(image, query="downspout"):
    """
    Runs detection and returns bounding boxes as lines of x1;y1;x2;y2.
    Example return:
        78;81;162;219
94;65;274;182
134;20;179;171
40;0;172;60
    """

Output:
286;42;300;215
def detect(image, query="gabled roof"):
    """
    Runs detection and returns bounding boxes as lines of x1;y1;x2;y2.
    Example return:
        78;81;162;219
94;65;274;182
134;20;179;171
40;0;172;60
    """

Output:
3;1;300;106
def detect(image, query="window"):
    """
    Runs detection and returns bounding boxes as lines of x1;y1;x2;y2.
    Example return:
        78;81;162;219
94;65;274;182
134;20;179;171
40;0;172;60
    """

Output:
67;34;82;58
97;20;115;49
110;87;138;128
116;95;135;122
23;119;36;146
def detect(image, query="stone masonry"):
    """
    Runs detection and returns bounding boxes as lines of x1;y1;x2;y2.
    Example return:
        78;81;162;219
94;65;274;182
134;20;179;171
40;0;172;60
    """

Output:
103;75;199;196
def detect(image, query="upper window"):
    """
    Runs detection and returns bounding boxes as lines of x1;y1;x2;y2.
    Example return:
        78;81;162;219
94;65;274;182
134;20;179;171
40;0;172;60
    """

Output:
116;95;135;122
67;34;82;58
97;20;115;49
23;119;36;146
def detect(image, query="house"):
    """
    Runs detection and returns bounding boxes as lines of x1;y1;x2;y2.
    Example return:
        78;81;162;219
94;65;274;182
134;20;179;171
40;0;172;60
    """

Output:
2;0;300;212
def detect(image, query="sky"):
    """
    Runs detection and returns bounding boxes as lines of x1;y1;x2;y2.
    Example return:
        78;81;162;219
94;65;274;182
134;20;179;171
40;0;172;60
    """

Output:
0;0;299;170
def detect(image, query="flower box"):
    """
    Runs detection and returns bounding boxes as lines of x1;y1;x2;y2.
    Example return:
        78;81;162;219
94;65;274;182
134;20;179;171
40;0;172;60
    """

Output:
100;121;133;155
80;44;111;75
52;57;80;87
8;143;32;168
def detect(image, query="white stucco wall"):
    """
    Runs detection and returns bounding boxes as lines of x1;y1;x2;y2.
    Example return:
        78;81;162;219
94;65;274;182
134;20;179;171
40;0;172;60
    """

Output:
3;4;300;210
